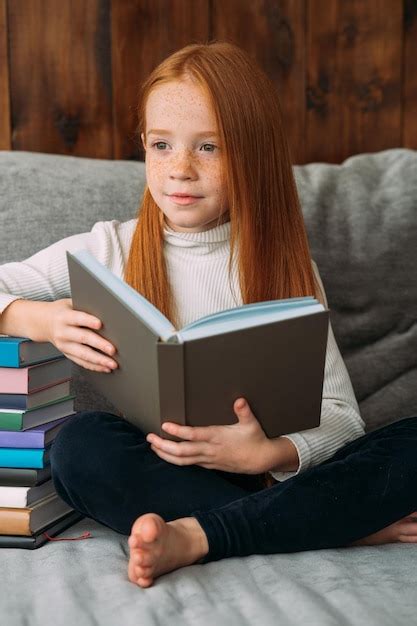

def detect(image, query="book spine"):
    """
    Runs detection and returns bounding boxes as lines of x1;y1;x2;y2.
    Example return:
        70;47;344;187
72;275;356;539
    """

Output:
0;415;71;448
0;511;84;546
0;448;47;468
0;412;23;430
0;341;20;368
0;466;51;487
0;382;71;410
0;509;31;536
0;533;36;547
0;487;29;508
0;367;27;393
157;342;186;441
0;430;43;447
0;394;30;410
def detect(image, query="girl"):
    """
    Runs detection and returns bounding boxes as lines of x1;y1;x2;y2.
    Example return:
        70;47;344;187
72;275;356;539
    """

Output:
0;42;416;589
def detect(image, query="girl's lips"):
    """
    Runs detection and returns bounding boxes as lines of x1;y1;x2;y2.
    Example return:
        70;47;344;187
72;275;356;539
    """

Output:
169;195;203;205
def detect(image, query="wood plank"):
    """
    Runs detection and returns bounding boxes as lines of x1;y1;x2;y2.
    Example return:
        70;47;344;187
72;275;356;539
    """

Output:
112;0;209;161
306;0;403;164
212;0;307;165
8;0;113;157
0;0;11;150
403;0;417;148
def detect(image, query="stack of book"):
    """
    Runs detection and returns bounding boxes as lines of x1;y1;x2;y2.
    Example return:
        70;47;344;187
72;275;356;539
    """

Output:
0;336;83;548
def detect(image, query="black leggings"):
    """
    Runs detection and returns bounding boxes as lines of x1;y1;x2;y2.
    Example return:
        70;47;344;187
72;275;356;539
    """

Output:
50;412;417;564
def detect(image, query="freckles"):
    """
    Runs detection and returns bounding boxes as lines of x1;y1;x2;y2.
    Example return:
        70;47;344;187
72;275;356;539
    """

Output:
159;95;206;127
147;82;217;137
205;163;223;184
147;157;165;183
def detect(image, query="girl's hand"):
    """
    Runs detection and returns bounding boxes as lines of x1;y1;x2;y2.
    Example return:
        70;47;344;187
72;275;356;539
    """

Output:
44;298;118;373
146;398;270;474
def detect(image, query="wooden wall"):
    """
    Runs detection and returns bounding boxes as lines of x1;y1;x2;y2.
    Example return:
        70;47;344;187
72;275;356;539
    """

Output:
0;0;416;165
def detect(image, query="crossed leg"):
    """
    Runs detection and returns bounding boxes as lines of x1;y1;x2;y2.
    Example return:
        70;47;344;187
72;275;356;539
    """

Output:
127;508;417;587
49;410;417;590
128;416;417;587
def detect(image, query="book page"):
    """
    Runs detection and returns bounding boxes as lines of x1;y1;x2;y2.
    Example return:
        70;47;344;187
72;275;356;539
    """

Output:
181;296;318;331
177;303;324;342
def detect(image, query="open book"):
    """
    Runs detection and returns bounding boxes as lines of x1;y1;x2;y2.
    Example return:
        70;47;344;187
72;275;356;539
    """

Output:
67;250;329;440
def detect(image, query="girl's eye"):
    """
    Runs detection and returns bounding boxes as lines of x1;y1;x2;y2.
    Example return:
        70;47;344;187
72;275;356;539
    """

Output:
151;142;217;152
152;141;168;150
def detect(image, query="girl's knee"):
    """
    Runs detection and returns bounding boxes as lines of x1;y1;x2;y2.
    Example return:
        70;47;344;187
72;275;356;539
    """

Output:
380;416;417;473
50;411;121;478
402;415;417;430
386;415;417;440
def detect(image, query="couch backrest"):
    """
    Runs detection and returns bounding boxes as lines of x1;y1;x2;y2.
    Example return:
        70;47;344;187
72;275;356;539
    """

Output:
1;148;416;431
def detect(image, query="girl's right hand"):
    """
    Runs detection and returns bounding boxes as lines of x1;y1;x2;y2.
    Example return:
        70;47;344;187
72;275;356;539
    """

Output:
44;298;118;373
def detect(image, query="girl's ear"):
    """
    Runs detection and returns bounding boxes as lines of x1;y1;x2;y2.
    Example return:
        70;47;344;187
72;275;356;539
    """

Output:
141;133;146;150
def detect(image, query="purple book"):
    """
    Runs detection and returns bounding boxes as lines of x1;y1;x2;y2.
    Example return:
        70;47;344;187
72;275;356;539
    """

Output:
0;415;73;448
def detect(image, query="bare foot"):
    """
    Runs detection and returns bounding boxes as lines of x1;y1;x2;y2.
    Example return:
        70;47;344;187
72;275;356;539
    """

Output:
350;511;417;546
127;513;209;588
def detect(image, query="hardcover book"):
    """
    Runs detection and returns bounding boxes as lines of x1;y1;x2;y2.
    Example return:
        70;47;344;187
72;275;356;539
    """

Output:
0;415;72;448
0;396;75;431
0;510;83;549
0;444;51;469
0;336;62;368
0;357;72;393
0;477;55;507
0;380;71;410
67;249;329;441
0;492;73;536
0;465;51;487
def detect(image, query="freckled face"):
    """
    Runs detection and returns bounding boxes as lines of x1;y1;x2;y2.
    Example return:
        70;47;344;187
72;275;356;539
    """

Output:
141;80;229;233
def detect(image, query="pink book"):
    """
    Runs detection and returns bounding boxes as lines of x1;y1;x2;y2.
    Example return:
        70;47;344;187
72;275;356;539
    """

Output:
0;358;72;394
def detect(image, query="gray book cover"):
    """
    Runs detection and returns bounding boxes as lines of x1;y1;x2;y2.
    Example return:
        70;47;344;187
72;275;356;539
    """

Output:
67;251;329;442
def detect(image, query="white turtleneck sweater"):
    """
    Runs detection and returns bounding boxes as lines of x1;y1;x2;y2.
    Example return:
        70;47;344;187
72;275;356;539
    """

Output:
0;218;365;482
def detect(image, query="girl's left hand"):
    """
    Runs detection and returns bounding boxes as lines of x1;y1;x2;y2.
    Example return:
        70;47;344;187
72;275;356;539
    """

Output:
146;397;270;474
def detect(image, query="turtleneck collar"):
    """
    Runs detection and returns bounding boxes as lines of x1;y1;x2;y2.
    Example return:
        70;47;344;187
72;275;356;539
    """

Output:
163;219;231;248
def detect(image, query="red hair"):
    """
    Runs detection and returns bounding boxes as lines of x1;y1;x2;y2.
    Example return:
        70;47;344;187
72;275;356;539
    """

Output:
125;41;320;488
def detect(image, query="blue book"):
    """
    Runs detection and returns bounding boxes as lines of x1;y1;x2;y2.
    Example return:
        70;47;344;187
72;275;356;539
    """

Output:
0;337;62;368
0;445;51;469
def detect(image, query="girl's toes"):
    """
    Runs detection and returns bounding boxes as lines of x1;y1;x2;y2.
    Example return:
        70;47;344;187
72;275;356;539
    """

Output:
134;551;154;567
128;534;139;549
399;535;417;543
137;576;153;588
135;565;153;580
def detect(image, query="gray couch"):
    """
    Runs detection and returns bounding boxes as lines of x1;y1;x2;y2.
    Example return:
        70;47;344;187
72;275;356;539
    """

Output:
0;148;416;625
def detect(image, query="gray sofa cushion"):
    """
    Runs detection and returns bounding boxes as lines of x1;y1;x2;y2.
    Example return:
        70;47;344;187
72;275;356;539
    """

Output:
294;149;417;430
0;148;416;432
0;151;146;417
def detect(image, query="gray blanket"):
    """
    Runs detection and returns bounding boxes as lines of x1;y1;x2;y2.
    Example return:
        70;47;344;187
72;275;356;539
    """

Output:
0;148;416;625
2;517;417;626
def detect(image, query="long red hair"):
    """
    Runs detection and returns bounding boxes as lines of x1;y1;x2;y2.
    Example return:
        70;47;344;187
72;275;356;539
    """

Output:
124;41;320;488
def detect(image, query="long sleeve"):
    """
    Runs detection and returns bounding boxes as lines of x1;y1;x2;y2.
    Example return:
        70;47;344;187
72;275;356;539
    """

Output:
269;262;365;482
0;217;366;480
0;219;137;316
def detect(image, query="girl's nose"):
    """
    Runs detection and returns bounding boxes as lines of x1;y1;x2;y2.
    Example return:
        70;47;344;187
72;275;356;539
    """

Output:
169;151;197;179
